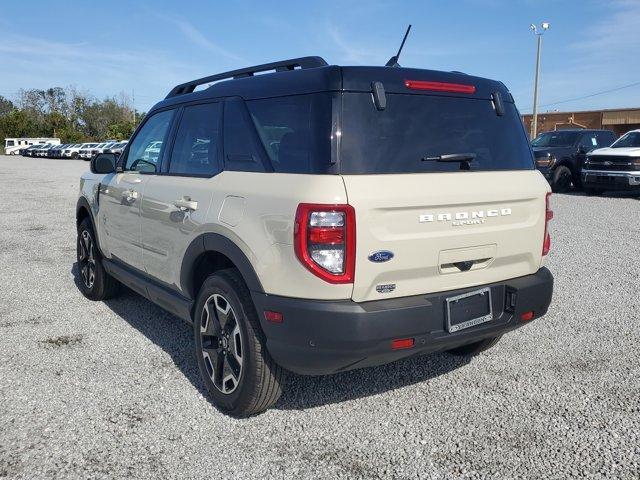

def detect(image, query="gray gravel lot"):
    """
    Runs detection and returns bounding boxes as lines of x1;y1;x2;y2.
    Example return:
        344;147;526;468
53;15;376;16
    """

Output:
0;155;639;479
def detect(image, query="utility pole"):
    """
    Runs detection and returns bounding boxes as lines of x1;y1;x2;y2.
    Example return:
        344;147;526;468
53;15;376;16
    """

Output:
530;22;550;140
132;89;136;124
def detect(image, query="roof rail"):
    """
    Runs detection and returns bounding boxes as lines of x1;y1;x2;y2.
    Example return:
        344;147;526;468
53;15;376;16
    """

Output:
165;56;328;98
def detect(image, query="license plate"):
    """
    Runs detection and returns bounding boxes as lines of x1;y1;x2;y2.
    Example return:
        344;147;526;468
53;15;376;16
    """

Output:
445;287;493;333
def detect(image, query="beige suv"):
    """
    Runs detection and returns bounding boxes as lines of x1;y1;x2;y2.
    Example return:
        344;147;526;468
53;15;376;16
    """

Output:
76;57;554;416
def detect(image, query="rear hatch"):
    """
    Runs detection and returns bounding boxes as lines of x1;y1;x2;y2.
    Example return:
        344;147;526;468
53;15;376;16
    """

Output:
338;68;549;302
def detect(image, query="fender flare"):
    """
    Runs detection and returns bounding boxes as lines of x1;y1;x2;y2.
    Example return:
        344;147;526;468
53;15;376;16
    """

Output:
76;196;104;254
180;233;264;300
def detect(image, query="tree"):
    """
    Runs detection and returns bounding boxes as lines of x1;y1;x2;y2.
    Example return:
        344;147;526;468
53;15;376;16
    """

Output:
0;96;14;116
2;86;138;142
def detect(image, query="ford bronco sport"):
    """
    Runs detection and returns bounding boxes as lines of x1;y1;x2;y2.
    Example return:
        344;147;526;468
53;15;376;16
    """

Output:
76;56;554;416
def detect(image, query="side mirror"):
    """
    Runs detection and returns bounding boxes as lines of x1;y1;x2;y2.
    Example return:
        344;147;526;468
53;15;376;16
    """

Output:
577;145;588;154
91;153;117;174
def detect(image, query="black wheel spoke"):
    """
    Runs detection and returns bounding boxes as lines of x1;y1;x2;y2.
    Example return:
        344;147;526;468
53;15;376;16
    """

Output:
225;354;241;380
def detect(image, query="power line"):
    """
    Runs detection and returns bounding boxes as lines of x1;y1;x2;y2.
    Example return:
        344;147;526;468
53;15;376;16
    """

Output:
539;81;640;109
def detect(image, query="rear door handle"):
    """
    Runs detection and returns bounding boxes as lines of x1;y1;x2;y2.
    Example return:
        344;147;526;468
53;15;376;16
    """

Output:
174;197;198;211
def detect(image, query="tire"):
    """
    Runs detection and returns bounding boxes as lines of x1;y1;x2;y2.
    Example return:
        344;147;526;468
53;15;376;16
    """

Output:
76;218;121;301
447;336;502;357
550;165;573;193
194;269;283;417
72;152;78;159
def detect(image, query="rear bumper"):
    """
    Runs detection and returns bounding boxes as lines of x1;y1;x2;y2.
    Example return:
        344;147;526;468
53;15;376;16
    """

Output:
582;170;640;190
253;268;554;375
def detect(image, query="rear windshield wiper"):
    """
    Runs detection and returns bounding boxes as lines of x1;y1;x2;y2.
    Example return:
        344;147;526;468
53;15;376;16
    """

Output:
421;153;476;163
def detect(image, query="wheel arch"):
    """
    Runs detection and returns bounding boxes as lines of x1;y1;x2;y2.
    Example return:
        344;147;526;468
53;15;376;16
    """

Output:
181;233;264;302
76;196;104;254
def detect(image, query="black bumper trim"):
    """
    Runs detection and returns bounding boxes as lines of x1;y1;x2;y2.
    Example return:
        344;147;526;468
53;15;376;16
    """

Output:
252;268;553;375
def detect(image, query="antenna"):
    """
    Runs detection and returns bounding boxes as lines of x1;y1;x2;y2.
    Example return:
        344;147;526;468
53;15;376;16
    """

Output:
385;25;412;67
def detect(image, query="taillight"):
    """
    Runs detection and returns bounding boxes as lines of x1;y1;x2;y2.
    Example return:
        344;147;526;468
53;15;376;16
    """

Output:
404;80;476;94
542;192;553;256
294;203;356;284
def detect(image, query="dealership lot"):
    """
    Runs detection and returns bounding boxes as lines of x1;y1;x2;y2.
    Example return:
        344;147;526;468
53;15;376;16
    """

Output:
0;155;638;479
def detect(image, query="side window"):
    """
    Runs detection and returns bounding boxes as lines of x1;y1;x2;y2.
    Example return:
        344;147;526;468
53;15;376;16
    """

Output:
223;98;267;172
595;132;614;147
124;109;174;173
579;133;598;150
169;102;222;176
246;94;332;174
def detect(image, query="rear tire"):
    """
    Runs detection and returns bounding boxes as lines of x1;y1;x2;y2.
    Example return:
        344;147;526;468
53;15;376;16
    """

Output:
447;336;502;356
72;152;79;159
76;218;121;301
194;269;283;417
550;165;573;193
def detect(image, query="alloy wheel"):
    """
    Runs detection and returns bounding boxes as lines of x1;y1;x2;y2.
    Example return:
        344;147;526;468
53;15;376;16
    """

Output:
78;230;96;289
200;294;243;394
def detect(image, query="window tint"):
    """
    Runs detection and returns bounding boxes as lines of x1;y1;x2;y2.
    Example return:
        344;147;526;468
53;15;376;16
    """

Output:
531;131;580;147
595;131;614;147
124;109;174;173
169;102;222;176
247;94;332;174
223;98;267;172
340;93;533;174
579;133;598;150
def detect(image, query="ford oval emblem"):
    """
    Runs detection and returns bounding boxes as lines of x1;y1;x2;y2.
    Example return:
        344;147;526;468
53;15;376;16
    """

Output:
368;250;394;263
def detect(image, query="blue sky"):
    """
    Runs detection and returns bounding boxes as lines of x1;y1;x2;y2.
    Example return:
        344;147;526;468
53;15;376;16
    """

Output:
1;0;638;114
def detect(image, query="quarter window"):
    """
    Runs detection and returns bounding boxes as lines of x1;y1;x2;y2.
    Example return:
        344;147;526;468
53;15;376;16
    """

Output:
169;103;222;176
124;109;174;173
247;94;332;174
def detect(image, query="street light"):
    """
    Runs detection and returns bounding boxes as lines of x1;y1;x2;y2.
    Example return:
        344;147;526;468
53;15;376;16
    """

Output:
530;22;550;140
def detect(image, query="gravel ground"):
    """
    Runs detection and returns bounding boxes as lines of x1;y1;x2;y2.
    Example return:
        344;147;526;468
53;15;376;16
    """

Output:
0;155;639;479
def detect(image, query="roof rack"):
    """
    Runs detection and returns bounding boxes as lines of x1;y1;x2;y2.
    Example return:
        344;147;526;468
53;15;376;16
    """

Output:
165;56;328;98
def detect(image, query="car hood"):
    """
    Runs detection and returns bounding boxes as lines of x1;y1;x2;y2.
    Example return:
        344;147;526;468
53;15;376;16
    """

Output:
532;146;573;158
587;146;640;157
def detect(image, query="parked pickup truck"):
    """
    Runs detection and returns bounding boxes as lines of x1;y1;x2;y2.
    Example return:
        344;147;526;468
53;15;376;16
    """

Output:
531;129;616;192
582;129;640;194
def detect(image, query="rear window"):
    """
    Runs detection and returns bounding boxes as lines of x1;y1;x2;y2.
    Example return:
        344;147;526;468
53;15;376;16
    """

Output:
339;93;533;174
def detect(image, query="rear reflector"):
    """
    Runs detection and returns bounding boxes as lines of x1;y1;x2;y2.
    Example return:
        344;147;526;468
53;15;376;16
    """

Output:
404;80;476;94
521;311;534;321
264;311;284;323
391;338;414;350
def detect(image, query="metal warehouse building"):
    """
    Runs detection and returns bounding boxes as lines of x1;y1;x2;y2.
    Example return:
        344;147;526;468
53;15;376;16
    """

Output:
522;107;640;138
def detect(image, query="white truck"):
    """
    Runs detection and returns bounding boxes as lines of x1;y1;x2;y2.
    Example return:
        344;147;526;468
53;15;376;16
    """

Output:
4;138;60;155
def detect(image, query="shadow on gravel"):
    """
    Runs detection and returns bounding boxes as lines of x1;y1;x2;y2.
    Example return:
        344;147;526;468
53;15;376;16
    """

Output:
276;353;470;411
72;263;472;411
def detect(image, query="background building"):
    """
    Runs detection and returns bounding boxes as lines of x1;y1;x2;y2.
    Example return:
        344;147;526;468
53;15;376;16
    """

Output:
522;107;640;138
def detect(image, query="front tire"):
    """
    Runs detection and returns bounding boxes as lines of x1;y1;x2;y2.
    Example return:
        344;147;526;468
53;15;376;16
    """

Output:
194;269;283;417
550;165;573;193
76;218;121;301
447;336;502;356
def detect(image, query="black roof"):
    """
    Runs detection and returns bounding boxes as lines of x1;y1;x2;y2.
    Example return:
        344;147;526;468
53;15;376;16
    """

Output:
151;56;512;113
